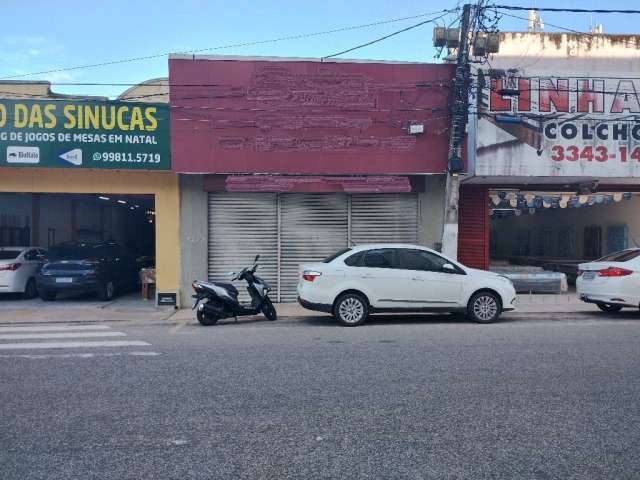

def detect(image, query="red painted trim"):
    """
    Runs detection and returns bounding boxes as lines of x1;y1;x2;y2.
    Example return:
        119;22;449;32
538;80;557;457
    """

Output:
202;174;425;193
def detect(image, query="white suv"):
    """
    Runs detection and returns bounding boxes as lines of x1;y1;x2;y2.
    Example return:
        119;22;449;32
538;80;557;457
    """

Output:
297;244;516;326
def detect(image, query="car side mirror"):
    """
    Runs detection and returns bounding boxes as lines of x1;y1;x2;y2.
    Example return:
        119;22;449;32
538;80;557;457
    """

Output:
442;263;456;273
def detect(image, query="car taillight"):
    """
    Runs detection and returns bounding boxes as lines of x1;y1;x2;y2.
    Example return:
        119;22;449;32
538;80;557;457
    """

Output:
0;263;21;271
598;267;633;277
576;270;583;276
302;270;322;282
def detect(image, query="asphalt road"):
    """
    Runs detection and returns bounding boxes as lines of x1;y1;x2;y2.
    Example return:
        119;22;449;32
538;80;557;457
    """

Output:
2;311;640;480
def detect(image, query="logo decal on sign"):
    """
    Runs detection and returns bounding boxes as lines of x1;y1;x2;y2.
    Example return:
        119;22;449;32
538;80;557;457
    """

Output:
59;148;82;166
6;146;40;164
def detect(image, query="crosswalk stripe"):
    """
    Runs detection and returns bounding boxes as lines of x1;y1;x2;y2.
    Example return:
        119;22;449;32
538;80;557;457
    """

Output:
0;331;127;341
0;340;151;350
0;351;161;359
0;325;111;333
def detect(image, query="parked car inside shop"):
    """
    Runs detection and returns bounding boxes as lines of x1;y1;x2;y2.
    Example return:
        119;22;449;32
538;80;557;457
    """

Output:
0;246;46;299
298;244;517;326
577;248;640;312
36;242;139;302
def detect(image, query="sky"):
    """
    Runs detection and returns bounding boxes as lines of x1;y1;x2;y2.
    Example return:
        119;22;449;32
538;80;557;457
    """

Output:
1;0;639;98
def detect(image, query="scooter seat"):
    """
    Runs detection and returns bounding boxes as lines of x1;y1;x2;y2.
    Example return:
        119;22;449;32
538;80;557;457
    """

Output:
215;282;239;298
198;281;239;298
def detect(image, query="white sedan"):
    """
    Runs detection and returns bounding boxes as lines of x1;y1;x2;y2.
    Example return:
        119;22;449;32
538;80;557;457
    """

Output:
577;248;640;312
0;247;46;298
297;244;516;326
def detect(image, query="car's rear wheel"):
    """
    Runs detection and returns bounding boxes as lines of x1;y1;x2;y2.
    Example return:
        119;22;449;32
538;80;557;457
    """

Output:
334;293;368;327
597;303;623;313
40;291;57;302
98;280;116;302
467;291;501;324
24;278;38;299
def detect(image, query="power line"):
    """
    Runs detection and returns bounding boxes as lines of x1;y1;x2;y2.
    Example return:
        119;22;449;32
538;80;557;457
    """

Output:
493;5;640;14
0;9;456;80
321;10;455;60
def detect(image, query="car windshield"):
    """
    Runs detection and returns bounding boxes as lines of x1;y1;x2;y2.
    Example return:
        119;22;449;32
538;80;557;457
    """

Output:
597;249;640;263
0;250;21;260
322;248;352;263
48;244;102;260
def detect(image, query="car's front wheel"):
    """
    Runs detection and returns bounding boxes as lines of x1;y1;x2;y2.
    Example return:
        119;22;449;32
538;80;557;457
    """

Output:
334;293;368;327
98;280;116;302
597;303;623;313
467;291;501;324
40;291;57;302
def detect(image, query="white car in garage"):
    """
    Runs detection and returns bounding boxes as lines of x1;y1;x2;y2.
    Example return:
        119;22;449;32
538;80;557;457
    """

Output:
577;248;640;312
0;247;46;299
297;244;516;326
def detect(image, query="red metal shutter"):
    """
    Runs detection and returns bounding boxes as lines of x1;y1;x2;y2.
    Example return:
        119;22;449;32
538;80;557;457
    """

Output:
458;186;489;270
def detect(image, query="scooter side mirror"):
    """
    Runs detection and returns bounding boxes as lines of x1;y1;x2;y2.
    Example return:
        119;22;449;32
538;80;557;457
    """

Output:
254;254;260;263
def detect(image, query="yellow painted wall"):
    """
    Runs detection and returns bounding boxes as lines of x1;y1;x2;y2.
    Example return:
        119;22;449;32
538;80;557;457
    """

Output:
0;168;180;296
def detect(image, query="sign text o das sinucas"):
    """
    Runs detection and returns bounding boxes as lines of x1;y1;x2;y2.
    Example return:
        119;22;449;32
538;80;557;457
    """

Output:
0;99;170;170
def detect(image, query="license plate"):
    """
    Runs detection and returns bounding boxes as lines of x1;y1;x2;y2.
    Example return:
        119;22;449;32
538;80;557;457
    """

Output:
56;277;73;283
583;271;596;280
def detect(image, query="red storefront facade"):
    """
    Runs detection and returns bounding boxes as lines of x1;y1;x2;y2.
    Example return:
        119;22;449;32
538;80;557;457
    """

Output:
170;55;455;302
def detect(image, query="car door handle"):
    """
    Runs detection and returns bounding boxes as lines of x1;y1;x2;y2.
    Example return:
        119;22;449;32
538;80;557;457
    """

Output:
360;274;373;278
411;277;425;281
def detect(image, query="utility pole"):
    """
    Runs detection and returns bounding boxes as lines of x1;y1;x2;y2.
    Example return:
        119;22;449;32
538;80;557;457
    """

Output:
440;3;473;259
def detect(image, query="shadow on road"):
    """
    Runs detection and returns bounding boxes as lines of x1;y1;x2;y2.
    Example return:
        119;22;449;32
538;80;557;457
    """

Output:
299;312;516;327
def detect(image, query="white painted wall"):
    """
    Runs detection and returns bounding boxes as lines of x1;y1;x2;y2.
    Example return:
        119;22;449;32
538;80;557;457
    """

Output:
419;175;446;251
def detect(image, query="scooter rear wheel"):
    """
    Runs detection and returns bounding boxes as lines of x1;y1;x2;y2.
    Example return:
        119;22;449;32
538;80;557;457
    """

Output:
197;309;219;326
261;297;277;321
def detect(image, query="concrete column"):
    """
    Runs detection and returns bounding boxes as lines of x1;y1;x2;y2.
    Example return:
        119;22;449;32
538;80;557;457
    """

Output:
179;174;208;307
418;175;446;251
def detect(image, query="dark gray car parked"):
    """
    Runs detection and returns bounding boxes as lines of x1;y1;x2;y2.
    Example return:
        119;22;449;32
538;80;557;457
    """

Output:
36;242;139;301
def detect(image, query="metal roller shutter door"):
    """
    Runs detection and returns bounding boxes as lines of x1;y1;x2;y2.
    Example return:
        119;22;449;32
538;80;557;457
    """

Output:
208;193;278;302
457;186;489;270
280;194;348;302
350;194;419;245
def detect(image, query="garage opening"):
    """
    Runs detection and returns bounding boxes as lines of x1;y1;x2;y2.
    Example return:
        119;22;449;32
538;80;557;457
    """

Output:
0;192;155;301
488;189;638;293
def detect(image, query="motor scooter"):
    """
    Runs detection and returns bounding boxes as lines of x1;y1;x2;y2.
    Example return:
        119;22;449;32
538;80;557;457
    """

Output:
191;255;277;325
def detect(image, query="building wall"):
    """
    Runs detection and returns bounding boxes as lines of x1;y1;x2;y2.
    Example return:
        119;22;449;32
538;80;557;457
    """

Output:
491;197;640;260
179;174;208;307
0;168;180;295
170;55;454;175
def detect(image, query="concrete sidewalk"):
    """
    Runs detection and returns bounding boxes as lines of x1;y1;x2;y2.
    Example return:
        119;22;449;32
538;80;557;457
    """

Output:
0;292;610;325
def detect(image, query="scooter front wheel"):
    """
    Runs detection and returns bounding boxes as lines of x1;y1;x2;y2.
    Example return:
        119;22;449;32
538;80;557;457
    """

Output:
197;308;219;326
261;297;277;321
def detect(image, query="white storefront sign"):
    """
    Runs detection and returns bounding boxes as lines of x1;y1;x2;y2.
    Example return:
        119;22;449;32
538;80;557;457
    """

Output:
476;70;640;177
